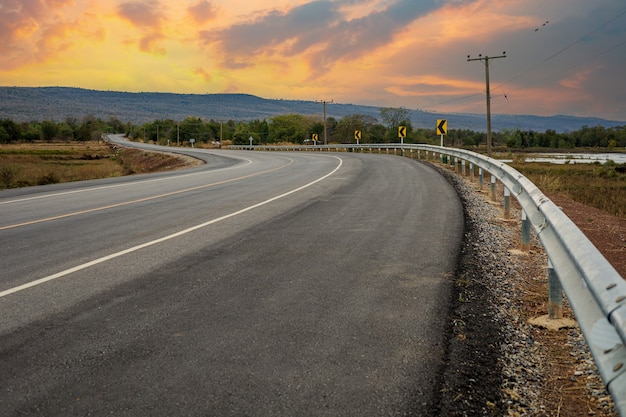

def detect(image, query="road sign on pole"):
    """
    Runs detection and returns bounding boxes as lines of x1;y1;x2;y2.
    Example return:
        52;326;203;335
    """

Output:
436;119;448;135
355;130;362;144
437;120;447;148
398;126;407;147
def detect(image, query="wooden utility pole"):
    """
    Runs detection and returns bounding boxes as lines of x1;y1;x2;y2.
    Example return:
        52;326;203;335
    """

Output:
467;53;507;157
318;100;333;145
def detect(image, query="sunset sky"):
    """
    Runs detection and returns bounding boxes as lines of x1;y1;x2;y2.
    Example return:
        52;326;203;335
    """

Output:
2;0;626;120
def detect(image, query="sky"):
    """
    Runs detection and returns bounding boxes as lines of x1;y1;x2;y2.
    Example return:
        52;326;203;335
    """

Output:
2;0;626;121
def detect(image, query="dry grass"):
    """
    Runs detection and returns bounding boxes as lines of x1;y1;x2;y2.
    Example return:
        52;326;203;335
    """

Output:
0;141;194;189
510;162;626;219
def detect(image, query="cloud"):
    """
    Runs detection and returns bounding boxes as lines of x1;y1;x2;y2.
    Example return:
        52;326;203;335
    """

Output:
117;0;165;29
117;0;170;54
0;0;102;68
193;67;212;82
200;0;456;74
188;0;219;24
0;0;72;48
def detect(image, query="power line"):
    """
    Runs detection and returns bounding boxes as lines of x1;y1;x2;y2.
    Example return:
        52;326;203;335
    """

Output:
542;9;626;64
425;7;626;112
497;8;626;89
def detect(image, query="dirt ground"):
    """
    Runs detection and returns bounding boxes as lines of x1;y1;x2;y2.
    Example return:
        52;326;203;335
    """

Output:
540;193;624;416
547;192;626;278
526;192;624;417
435;165;624;417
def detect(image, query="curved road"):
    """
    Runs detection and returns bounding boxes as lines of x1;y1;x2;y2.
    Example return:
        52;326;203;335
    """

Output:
0;137;464;416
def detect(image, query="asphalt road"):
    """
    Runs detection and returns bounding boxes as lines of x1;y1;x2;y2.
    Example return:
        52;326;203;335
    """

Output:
0;137;464;416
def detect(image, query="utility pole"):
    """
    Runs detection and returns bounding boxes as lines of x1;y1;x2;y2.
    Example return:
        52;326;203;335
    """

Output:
467;52;506;157
318;100;333;145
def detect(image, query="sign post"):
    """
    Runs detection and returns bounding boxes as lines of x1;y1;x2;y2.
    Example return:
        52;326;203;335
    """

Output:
437;119;447;147
355;130;362;145
398;126;406;145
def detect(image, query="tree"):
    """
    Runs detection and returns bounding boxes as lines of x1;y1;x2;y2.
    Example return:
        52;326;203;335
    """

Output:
380;107;409;128
232;121;258;145
75;115;101;141
369;124;387;143
40;120;58;141
379;107;411;142
269;114;314;143
0;119;21;143
503;128;522;148
335;114;378;143
247;119;269;144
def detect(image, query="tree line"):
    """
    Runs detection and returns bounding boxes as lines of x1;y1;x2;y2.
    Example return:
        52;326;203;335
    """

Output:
1;108;625;149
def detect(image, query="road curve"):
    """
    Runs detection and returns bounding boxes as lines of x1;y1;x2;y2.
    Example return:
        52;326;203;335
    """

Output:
0;137;464;416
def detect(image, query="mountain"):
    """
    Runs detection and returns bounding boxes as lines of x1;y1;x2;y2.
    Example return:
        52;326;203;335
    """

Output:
1;86;624;133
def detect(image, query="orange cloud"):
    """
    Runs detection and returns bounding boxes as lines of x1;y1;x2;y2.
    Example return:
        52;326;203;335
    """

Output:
116;0;170;54
117;0;165;28
187;0;219;24
0;0;105;69
193;67;212;82
559;68;594;89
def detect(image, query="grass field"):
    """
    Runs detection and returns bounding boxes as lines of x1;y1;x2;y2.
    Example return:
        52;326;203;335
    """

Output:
510;160;626;219
0;141;191;189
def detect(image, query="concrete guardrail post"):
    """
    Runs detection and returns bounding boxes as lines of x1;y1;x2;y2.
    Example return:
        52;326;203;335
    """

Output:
490;175;497;201
521;210;531;251
504;187;511;219
548;259;564;319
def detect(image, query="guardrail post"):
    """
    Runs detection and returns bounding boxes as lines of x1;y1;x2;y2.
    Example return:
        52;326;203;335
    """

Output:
461;160;466;176
490;175;497;201
521;210;531;251
479;168;484;189
548;259;564;319
504;187;511;219
470;163;475;181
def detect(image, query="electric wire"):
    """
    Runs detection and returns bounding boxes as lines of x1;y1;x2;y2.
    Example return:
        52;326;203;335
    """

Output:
423;5;626;112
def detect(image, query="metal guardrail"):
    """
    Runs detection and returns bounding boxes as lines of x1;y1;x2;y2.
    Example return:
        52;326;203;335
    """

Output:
230;142;626;414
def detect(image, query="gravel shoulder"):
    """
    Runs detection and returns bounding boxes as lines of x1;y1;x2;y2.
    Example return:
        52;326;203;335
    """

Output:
435;164;619;417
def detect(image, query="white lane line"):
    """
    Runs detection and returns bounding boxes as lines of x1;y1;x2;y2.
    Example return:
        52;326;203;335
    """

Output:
0;156;254;206
0;156;343;298
0;158;293;231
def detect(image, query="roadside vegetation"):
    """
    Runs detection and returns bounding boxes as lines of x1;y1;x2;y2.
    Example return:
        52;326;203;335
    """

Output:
1;110;625;219
3;108;626;148
0;142;190;189
509;159;626;218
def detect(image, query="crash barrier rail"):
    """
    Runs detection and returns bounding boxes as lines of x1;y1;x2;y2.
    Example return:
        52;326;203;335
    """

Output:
230;142;626;414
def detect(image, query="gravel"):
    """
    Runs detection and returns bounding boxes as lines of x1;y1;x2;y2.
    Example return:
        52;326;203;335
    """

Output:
434;165;617;416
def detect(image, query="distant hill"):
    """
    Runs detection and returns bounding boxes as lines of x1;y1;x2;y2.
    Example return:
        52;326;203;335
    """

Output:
1;87;624;133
